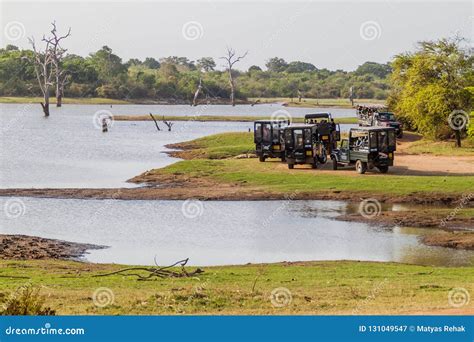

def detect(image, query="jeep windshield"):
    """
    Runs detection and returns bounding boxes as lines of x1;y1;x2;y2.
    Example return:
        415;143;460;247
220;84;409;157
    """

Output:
378;112;396;121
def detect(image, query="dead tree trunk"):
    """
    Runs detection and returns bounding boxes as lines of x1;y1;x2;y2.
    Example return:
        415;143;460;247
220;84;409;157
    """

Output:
162;116;174;131
192;78;202;106
220;48;248;107
149;113;161;131
455;130;462;148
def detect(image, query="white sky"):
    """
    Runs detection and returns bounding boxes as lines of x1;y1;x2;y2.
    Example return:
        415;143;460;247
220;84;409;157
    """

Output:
1;0;472;71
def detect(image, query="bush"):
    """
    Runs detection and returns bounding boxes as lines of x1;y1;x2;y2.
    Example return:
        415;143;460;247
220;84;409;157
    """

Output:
1;284;55;316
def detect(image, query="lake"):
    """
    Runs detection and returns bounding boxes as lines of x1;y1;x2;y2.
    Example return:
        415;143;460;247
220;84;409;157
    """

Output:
1;197;472;267
0;103;355;188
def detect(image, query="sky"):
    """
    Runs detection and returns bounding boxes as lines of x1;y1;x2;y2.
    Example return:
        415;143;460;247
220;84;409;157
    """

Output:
1;0;472;71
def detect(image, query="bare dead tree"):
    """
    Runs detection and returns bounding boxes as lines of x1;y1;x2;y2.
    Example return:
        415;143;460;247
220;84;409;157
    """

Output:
162;116;174;131
220;47;248;106
192;77;203;106
44;22;71;107
28;37;54;117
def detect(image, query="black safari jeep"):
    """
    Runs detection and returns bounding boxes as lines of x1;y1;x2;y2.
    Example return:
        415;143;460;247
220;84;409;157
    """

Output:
330;127;396;174
304;113;341;154
254;119;289;162
283;124;327;169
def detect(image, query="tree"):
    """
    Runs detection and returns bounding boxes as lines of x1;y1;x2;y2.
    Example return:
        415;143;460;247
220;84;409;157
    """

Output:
196;57;216;72
28;27;58;116
89;46;126;82
43;21;71;107
388;37;472;146
248;65;262;72
354;62;391;78
265;57;288;72
286;61;316;73
143;57;160;69
220;47;248;106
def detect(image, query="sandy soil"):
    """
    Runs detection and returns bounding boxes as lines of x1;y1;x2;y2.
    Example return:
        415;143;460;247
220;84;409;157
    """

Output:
0;235;105;260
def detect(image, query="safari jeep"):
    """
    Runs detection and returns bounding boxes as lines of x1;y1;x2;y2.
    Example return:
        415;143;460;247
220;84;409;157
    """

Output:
304;113;341;154
283;124;327;169
330;127;396;174
254;119;290;162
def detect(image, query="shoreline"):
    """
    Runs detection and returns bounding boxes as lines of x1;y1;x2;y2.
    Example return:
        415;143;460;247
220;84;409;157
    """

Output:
0;234;106;261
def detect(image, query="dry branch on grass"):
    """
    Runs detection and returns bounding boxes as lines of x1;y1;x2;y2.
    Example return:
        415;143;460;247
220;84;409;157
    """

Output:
93;258;203;280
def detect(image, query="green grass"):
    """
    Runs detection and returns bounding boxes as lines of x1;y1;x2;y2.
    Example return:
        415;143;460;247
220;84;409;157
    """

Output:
0;97;130;104
0;259;471;315
249;97;386;108
153;132;474;196
406;138;474;156
115;115;358;124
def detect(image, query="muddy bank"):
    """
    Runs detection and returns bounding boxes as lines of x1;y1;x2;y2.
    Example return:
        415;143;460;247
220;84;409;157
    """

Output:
0;185;471;207
338;210;474;230
338;211;474;250
0;235;106;261
422;232;474;250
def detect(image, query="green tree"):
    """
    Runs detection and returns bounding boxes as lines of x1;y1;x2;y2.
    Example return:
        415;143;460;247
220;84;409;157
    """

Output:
196;57;216;72
388;37;472;146
265;57;288;72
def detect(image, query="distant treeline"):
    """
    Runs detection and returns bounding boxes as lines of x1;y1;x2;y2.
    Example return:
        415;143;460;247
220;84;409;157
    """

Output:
0;45;391;101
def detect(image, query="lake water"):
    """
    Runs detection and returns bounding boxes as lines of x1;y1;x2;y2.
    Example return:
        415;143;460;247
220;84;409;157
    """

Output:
0;103;355;188
1;103;471;268
1;197;472;267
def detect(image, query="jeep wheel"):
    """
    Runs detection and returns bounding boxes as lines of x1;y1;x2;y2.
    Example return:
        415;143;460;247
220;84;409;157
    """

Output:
355;160;367;174
311;162;317;169
378;165;389;173
397;130;403;139
332;158;338;170
259;156;266;162
288;164;294;169
280;156;286;162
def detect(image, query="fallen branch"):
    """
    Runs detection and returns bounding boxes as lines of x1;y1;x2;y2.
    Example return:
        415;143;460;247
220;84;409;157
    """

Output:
93;258;203;280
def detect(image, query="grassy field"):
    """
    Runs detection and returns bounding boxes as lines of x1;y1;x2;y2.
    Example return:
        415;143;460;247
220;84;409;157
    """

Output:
0;97;130;104
0;259;471;315
154;132;474;196
249;97;386;108
115;115;358;124
405;138;474;156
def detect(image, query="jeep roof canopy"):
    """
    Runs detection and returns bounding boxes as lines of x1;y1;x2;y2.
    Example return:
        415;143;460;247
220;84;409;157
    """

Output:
304;113;332;121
